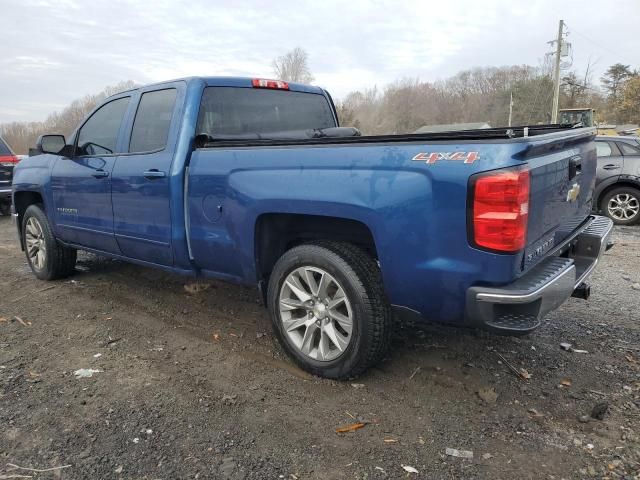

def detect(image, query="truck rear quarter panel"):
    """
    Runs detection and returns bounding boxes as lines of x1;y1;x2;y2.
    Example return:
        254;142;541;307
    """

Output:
188;141;526;324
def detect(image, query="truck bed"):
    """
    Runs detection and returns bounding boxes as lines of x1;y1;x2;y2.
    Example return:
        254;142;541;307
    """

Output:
188;126;597;326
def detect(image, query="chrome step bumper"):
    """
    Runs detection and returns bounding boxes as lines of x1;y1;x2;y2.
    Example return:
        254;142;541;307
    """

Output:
466;215;614;333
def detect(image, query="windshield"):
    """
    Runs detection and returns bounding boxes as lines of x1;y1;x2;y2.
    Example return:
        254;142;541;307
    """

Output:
559;111;592;126
197;87;336;136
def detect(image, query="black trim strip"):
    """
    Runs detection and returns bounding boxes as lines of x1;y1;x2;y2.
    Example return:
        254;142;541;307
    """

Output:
199;124;579;149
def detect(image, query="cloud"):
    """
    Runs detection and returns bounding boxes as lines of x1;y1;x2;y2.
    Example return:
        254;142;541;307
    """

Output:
1;0;638;122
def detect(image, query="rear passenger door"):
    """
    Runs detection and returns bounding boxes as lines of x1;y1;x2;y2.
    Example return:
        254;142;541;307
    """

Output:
111;84;182;266
595;140;624;183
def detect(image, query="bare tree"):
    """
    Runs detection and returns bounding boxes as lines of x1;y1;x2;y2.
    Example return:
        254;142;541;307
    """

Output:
272;47;314;84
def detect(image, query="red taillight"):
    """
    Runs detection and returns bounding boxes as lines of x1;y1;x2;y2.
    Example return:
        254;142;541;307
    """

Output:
0;155;19;166
471;168;530;253
251;78;289;90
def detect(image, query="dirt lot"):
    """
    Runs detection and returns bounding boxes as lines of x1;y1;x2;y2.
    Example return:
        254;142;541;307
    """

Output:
1;214;639;479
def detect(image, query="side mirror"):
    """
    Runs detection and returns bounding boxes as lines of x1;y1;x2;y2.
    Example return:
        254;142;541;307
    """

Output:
36;134;67;155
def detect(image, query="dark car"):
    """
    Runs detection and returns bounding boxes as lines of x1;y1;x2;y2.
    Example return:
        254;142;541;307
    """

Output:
0;136;19;215
595;135;640;225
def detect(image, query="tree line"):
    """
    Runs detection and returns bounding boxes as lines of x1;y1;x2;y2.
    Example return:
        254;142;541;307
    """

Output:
272;49;638;134
1;48;638;153
1;81;136;154
337;63;639;135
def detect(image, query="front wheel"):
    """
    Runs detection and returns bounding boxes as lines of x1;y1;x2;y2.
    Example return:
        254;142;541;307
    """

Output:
267;242;392;379
22;204;77;280
601;186;640;225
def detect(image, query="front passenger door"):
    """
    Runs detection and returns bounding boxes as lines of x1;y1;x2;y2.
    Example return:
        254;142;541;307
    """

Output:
51;96;131;252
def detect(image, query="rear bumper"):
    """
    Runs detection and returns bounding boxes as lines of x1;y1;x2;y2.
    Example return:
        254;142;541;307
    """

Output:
465;215;614;333
0;187;11;200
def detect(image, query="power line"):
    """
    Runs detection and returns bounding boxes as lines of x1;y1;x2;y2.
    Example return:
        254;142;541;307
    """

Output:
562;80;600;92
565;22;631;63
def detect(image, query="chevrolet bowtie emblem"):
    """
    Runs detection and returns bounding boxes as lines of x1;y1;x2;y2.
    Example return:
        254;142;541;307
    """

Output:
566;183;581;202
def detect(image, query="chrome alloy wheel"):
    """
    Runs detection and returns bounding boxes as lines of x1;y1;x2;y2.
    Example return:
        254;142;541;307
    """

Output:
608;193;640;221
25;217;47;270
278;266;353;362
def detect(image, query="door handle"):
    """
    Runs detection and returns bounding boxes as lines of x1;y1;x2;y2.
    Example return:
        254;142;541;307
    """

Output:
602;164;621;170
92;170;109;178
143;169;166;180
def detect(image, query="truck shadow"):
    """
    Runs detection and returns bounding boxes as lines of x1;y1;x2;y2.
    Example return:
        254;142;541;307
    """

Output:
71;250;539;385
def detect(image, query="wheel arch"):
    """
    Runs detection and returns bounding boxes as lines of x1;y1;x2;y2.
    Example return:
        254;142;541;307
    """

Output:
254;213;378;301
596;179;640;211
13;190;45;251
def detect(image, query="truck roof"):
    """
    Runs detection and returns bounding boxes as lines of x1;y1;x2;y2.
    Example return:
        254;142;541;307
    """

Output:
110;76;325;98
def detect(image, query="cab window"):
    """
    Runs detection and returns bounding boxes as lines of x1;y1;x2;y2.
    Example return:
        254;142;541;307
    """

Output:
129;89;177;153
197;87;335;136
76;97;130;156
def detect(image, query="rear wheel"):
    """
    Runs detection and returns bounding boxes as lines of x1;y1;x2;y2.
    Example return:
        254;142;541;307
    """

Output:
267;242;392;379
22;204;77;280
0;202;9;216
601;186;640;225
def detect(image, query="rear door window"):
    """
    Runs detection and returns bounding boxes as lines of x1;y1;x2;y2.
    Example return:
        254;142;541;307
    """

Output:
77;97;130;156
618;142;640;156
129;89;177;153
197;87;335;136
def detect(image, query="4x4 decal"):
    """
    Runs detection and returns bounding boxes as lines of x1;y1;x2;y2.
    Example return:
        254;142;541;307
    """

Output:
412;151;479;164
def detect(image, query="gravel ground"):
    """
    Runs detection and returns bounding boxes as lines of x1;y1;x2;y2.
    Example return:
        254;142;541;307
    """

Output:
1;214;639;479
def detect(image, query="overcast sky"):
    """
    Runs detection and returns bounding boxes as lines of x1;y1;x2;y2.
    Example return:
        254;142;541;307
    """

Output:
1;0;639;123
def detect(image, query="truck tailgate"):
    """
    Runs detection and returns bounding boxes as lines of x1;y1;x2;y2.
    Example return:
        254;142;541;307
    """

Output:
521;129;597;270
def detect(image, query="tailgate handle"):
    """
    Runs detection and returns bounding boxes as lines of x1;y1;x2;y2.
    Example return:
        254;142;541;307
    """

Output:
569;156;582;179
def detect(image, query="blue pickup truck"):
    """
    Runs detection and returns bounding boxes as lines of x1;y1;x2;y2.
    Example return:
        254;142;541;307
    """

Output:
12;76;613;378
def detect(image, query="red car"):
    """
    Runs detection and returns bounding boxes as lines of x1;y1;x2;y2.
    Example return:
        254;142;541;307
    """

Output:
0;136;19;216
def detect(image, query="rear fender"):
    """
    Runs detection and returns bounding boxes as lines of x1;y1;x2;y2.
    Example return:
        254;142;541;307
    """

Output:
594;176;622;210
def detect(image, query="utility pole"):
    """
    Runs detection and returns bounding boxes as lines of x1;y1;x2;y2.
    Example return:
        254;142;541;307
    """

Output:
508;91;513;126
551;19;564;123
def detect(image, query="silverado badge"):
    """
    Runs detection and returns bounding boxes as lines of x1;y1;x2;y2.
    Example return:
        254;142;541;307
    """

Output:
566;183;581;203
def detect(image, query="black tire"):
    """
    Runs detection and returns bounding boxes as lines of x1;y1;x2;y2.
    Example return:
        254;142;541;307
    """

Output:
601;186;640;226
0;202;10;216
22;204;77;280
267;241;392;379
